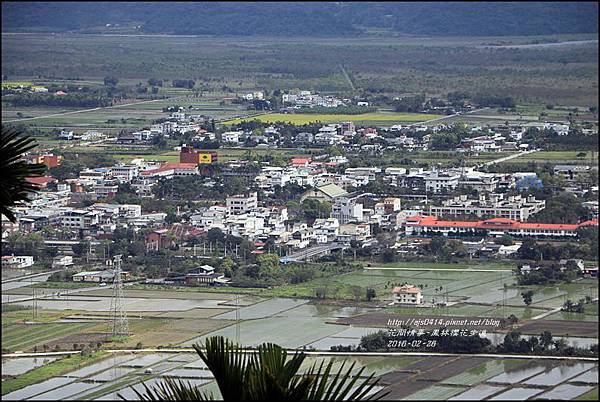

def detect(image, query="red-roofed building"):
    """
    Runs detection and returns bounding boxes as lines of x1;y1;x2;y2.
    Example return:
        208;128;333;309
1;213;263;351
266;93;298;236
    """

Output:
140;162;199;178
393;285;423;305
180;146;218;164
25;176;57;189
291;157;311;166
405;216;596;239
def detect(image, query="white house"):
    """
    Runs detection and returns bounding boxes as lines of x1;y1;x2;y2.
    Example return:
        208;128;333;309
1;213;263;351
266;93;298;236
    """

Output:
392;285;423;305
222;131;243;143
53;255;74;268
1;255;34;269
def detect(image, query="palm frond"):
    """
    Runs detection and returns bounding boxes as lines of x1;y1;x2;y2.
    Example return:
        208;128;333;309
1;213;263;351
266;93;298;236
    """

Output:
0;126;46;222
194;336;248;400
121;377;211;401
133;336;388;401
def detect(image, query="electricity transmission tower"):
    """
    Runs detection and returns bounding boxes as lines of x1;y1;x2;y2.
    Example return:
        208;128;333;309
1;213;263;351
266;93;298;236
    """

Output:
107;255;129;338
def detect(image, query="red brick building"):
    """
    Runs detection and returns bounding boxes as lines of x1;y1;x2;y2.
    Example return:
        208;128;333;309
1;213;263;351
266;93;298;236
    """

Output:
180;146;218;164
146;229;175;251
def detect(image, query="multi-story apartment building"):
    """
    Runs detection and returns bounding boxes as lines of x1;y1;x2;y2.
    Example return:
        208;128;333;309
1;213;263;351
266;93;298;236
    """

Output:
424;171;461;193
226;192;258;215
60;209;101;229
331;196;364;224
429;194;545;222
111;164;139;183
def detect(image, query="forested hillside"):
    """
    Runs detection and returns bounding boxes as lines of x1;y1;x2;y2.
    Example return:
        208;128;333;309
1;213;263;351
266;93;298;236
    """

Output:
3;2;598;37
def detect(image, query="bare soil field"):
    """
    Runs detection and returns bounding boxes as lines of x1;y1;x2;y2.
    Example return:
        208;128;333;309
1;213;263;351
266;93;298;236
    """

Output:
517;320;599;337
376;356;491;399
153;308;234;319
418;357;491;382
39;332;108;352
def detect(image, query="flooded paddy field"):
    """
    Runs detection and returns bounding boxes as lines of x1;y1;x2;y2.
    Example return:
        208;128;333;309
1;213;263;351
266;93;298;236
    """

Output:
2;352;597;400
1;357;59;376
2;268;597;400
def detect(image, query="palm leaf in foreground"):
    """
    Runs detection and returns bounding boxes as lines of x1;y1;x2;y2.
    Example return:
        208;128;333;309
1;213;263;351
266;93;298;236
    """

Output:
127;336;387;400
0;126;46;222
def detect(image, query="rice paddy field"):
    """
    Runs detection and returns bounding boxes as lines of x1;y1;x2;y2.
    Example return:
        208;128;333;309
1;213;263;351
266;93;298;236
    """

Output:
2;265;598;399
2;351;596;400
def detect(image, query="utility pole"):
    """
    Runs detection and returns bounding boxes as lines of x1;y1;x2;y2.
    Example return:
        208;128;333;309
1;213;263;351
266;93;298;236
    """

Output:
235;293;240;345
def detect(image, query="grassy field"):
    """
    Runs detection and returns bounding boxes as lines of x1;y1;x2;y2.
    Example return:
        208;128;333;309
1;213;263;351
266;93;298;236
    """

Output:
510;150;598;165
578;388;599;400
3;33;597;105
222;112;442;125
2;80;34;88
2;322;99;352
2;93;256;131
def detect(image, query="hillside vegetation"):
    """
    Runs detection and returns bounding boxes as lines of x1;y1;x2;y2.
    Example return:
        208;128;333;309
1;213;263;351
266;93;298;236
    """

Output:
2;2;598;37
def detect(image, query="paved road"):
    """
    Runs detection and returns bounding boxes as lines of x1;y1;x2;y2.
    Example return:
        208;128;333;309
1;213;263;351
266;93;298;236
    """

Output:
477;149;538;168
281;243;347;263
407;107;489;127
531;297;599;320
1;270;62;284
2;282;116;304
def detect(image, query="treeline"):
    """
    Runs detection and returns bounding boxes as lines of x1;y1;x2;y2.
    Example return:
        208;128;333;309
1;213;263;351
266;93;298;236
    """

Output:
5;3;597;37
334;329;597;357
6;93;112;108
152;175;250;200
515;262;581;286
393;94;426;113
472;94;516;108
172;79;195;89
516;229;598;262
523;127;599;151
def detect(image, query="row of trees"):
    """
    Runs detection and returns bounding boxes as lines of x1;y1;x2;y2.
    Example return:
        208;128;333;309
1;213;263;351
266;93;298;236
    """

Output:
515;262;581;286
349;329;597;357
6;93;112;108
517;229;598;261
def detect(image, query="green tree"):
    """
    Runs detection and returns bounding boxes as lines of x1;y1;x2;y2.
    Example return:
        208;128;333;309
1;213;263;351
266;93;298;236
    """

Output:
540;331;553;350
256;253;280;279
104;76;119;87
130;336;383;400
521;290;534;306
366;288;376;301
351;285;362;302
428;236;447;256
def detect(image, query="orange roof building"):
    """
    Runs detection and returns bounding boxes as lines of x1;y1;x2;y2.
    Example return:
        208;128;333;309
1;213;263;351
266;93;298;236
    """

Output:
405;216;597;239
25;176;57;189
